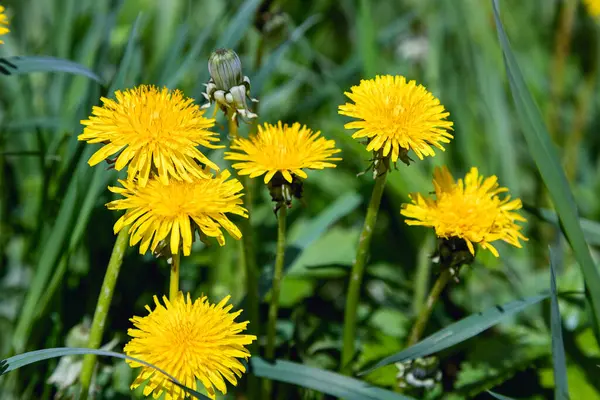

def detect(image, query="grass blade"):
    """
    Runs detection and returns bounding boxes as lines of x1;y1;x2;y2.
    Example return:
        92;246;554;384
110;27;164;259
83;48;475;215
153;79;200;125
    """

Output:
0;56;103;83
0;348;210;400
550;246;569;400
361;292;549;374
216;0;261;49
487;391;520;400
491;0;600;339
250;357;415;400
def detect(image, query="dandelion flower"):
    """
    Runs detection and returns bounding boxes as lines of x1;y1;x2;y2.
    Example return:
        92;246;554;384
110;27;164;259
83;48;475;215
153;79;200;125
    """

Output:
401;166;527;257
107;170;246;256
584;0;600;17
124;292;256;400
0;6;9;43
79;85;221;187
225;121;341;184
339;75;453;163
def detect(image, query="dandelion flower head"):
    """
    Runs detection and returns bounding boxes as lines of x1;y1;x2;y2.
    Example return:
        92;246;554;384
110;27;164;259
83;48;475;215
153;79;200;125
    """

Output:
124;292;256;400
79;85;221;187
225;121;341;184
401;166;527;257
584;0;600;17
107;170;246;256
339;75;453;163
0;6;9;43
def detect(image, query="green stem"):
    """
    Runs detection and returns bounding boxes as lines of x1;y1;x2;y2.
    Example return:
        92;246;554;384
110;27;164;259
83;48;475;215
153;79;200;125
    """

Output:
266;205;287;360
407;268;452;346
341;172;387;374
79;228;129;399
170;252;180;301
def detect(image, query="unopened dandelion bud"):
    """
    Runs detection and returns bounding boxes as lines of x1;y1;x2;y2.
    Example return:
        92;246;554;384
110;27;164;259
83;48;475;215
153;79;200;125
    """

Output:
203;48;258;122
208;48;243;91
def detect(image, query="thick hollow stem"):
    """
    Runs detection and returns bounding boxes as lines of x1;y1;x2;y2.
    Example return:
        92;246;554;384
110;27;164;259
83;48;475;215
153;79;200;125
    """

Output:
79;228;129;399
266;205;287;360
407;268;452;346
340;172;387;374
169;252;180;301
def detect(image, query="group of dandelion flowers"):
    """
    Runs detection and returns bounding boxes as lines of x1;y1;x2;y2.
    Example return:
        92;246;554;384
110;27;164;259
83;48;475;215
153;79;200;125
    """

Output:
78;48;527;397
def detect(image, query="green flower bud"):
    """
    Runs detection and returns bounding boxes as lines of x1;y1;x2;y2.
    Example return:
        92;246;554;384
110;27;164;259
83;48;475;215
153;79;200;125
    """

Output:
208;48;244;91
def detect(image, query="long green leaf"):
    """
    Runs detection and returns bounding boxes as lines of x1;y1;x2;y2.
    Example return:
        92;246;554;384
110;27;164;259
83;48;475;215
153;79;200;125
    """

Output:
487;391;519;400
550;246;569;400
215;0;261;49
531;207;600;247
361;292;549;374
491;0;600;337
250;357;415;400
0;348;210;400
0;56;103;83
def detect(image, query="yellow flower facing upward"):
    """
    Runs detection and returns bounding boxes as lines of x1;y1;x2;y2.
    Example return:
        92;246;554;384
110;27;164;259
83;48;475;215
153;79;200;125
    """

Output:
401;166;527;257
0;6;9;43
584;0;600;17
124;292;256;400
225;121;341;184
107;170;246;256
79;85;221;187
339;75;453;164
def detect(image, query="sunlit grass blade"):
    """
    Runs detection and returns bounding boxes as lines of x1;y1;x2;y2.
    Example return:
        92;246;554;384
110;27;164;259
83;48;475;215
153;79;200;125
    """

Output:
491;0;600;338
487;391;519;400
250;357;416;400
253;14;321;93
0;56;103;83
357;0;378;77
360;292;549;374
216;0;261;49
550;246;569;400
0;348;211;400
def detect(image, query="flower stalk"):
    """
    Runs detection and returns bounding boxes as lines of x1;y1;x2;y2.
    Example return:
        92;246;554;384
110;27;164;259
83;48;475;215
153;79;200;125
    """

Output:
341;171;387;373
406;268;451;346
169;253;180;302
79;228;129;399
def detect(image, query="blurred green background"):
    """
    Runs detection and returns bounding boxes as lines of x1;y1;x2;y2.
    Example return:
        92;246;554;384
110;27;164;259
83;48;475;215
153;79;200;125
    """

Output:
1;0;600;398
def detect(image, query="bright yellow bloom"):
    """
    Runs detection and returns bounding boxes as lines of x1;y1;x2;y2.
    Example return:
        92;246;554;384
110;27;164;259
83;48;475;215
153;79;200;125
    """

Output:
124;292;256;400
338;75;453;163
0;6;9;43
107;170;246;255
401;166;527;257
584;0;600;17
224;121;341;184
79;85;221;187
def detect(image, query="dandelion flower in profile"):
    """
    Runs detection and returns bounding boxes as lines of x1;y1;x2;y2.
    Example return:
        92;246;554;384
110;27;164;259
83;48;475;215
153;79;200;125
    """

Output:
0;6;9;43
124;292;256;400
584;0;600;17
401;166;527;257
107;170;246;255
224;121;341;184
79;85;221;187
339;75;453;164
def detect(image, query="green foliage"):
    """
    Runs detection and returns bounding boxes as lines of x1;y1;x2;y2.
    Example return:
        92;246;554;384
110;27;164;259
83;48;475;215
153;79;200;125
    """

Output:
1;0;600;399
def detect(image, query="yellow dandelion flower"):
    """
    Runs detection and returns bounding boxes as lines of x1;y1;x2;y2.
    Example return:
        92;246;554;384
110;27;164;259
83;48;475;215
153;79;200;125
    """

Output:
224;121;341;184
124;292;257;400
79;85;222;187
107;170;246;256
338;75;453;163
0;6;9;43
584;0;600;17
401;166;527;257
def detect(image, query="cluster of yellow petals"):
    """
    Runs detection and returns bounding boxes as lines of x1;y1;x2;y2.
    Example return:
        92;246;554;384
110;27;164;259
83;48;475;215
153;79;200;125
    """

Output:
124;292;256;400
79;85;221;187
107;170;246;256
225;121;341;184
0;6;9;43
401;166;527;257
584;0;600;17
339;75;453;163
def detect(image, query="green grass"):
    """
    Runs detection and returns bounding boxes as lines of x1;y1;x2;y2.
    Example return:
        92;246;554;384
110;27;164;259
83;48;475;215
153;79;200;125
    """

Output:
1;0;600;399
